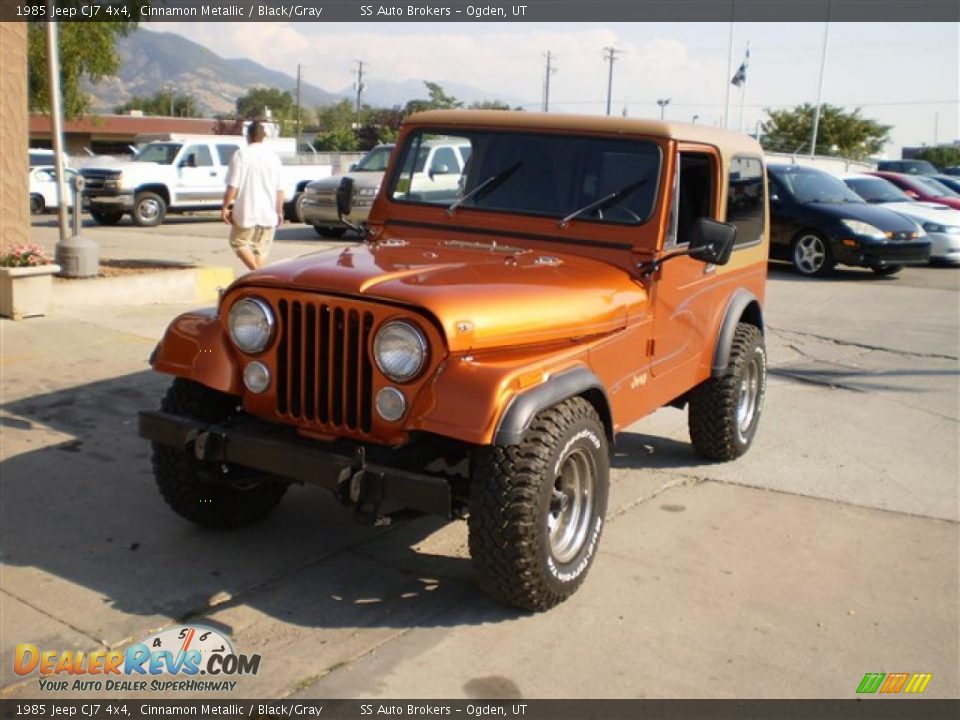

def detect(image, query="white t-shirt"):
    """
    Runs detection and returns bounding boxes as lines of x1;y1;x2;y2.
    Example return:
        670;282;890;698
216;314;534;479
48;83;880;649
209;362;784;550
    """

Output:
225;142;282;228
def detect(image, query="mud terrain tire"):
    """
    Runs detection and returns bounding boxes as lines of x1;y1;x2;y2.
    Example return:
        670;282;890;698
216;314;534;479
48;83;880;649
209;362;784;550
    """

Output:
688;323;766;461
468;397;609;611
151;378;288;529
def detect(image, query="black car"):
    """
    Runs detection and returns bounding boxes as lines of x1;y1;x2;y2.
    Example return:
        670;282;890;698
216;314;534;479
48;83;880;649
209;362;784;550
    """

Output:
767;164;931;276
876;159;939;176
933;174;960;194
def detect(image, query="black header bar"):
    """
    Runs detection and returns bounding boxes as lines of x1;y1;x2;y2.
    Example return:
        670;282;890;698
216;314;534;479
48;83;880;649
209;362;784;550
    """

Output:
1;0;959;23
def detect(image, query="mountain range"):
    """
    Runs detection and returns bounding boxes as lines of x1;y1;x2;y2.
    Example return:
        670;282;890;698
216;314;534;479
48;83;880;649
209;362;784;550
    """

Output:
86;28;528;117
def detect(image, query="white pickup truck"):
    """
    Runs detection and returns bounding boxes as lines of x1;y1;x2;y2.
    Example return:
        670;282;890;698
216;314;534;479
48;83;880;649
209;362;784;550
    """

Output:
80;135;331;227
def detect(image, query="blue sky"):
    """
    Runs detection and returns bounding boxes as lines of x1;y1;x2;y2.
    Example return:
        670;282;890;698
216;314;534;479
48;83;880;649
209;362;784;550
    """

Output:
165;21;959;156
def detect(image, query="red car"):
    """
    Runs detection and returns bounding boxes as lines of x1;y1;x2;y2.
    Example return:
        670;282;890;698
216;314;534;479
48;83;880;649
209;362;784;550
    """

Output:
869;171;960;210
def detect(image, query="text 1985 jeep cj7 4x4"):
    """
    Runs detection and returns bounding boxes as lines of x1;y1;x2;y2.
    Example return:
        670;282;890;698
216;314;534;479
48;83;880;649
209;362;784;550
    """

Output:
140;111;769;611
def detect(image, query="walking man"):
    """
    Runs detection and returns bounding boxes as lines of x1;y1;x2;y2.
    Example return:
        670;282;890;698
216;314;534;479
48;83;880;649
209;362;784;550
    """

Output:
222;121;283;271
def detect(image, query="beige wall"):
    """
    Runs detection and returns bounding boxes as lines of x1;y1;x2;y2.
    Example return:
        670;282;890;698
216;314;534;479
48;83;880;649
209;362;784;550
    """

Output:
0;23;29;250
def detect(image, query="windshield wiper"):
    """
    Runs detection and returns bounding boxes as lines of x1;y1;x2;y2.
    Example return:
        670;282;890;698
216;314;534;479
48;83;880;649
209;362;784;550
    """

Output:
446;161;523;217
558;178;647;229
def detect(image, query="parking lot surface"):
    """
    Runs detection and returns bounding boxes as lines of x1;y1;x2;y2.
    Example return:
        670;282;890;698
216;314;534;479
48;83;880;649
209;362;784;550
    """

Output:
1;215;957;699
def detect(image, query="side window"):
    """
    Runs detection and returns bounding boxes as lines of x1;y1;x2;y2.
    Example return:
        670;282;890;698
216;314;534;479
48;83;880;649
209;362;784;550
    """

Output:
670;152;715;246
726;157;765;247
431;147;460;174
217;144;239;165
182;145;213;168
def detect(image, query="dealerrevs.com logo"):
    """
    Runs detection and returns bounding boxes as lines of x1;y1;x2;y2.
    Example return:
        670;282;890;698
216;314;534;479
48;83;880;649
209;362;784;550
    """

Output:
14;625;261;693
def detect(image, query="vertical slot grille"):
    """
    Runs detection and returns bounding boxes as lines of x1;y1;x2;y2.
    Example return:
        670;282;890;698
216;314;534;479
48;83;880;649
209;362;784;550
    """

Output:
276;299;374;433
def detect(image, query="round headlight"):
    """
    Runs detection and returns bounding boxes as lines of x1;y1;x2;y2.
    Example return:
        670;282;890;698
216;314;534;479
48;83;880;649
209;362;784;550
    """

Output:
374;321;427;383
376;387;406;422
228;297;274;354
243;361;271;394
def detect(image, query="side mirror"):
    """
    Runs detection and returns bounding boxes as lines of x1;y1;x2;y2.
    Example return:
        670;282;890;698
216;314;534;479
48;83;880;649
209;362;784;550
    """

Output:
336;176;355;218
770;192;780;204
179;155;196;169
688;217;737;266
348;163;358;172
429;164;450;180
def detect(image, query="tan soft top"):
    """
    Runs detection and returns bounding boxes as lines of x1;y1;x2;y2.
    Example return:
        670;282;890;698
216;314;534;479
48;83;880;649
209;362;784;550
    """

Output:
406;110;763;157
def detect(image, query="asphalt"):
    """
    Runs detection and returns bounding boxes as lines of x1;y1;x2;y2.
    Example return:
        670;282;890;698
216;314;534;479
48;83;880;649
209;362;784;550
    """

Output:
0;216;957;700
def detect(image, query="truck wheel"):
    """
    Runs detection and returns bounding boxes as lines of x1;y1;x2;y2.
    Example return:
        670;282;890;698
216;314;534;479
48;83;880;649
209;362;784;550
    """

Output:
30;194;44;214
90;208;124;225
151;378;288;529
792;232;834;276
688;323;766;461
872;265;902;276
313;224;346;238
285;193;303;223
468;397;609;611
131;191;166;227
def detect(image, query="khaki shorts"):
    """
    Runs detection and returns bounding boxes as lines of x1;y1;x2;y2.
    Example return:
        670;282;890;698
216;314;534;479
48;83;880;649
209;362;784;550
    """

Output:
229;224;276;258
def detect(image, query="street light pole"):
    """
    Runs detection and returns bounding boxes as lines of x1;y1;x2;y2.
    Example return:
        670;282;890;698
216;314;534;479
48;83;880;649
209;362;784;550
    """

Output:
657;98;671;120
809;18;831;158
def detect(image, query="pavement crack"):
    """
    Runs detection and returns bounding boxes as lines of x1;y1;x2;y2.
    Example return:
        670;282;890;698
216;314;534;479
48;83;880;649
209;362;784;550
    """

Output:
0;587;109;649
768;368;866;393
768;326;959;361
608;473;707;521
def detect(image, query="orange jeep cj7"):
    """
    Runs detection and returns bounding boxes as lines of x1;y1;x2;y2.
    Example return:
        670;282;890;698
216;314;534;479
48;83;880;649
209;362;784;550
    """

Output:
140;111;769;611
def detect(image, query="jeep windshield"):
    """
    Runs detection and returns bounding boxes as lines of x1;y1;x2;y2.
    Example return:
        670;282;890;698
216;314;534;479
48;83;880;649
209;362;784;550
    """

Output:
354;146;394;172
388;130;661;226
133;143;182;165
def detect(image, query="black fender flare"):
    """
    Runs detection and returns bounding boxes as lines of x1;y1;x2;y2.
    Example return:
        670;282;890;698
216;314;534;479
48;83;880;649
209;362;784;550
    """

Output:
493;366;613;447
711;289;764;376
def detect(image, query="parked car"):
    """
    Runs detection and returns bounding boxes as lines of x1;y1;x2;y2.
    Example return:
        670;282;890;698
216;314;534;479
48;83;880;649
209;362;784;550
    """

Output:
932;175;960;194
29;166;77;214
844;174;960;265
869;171;960;210
140;110;771;611
876;159;939;175
81;135;330;227
29;149;69;168
767;164;930;276
299;138;471;237
940;166;960;177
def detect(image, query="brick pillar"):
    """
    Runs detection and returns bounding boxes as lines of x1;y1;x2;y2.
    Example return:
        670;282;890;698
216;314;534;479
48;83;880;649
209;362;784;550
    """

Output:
0;22;30;251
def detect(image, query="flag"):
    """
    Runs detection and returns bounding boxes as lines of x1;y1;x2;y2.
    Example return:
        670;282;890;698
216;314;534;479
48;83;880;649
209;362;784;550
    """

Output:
731;48;750;87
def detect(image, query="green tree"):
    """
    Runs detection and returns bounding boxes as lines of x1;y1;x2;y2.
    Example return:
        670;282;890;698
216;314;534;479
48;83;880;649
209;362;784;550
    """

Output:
115;90;201;118
468;100;521;111
236;87;294;119
404;82;463;115
761;103;890;160
28;16;139;118
911;146;960;170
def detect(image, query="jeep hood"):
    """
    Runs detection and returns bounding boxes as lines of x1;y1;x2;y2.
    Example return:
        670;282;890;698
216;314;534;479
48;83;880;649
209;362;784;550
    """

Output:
236;237;646;352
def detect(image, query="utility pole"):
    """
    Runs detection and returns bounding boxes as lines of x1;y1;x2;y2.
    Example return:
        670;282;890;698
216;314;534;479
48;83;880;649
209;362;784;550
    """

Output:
809;17;831;158
354;60;366;128
692;114;699;124
542;51;557;112
295;63;302;152
724;20;735;129
603;46;619;117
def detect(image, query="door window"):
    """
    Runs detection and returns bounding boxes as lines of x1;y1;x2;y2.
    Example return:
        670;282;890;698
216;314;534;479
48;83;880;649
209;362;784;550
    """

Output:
182;145;213;168
669;152;715;246
726;157;766;247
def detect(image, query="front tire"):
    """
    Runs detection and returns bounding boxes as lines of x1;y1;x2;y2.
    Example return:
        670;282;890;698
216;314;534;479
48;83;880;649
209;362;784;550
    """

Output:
131;191;166;227
313;224;347;238
468;397;609;612
872;265;902;276
792;232;834;276
688;323;766;461
151;378;288;529
30;194;44;214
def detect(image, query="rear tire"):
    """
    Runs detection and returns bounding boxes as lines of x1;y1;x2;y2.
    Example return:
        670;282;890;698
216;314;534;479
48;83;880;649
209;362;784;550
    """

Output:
313;224;347;238
151;378;288;529
688;323;766;461
90;208;124;225
131;191;166;227
285;193;303;223
30;194;44;215
468;397;609;611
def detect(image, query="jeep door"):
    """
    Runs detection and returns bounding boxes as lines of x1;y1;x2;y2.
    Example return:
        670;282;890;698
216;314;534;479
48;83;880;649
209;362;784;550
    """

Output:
649;146;722;383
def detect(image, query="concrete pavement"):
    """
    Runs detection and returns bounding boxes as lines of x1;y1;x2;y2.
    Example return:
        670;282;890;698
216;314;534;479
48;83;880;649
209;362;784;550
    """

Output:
1;217;957;700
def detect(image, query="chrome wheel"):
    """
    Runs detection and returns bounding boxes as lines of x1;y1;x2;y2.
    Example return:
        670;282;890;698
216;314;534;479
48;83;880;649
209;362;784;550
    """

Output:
138;198;161;221
793;234;827;275
736;350;763;443
547;447;597;564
